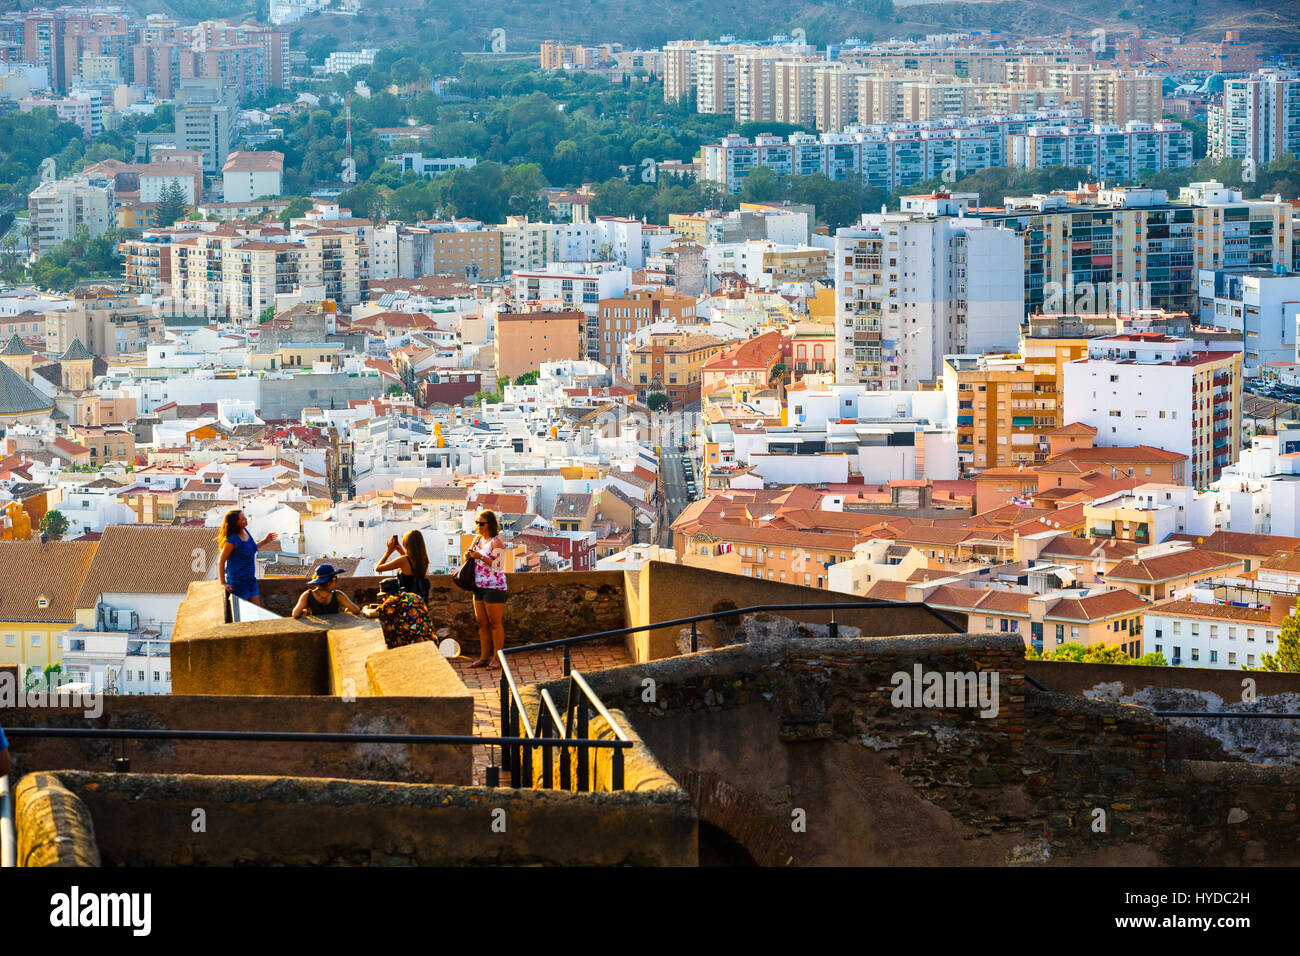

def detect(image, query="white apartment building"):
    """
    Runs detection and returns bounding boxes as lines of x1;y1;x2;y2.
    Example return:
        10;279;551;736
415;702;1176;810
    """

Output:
499;218;646;273
59;631;171;695
1009;121;1193;181
1196;268;1300;377
324;49;378;75
1061;333;1243;488
19;88;103;139
1211;69;1300;167
383;153;477;177
221;150;285;203
1213;432;1300;537
701;110;1089;193
57;479;138;536
834;195;1023;390
1144;596;1281;670
27;173;115;256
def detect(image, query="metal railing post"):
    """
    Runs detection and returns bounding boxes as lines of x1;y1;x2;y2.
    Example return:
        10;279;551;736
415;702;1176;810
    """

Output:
507;701;520;786
114;738;130;773
498;673;510;772
520;737;533;789
0;775;14;869
563;644;571;676
576;705;590;793
691;620;698;652
611;746;624;792
828;607;838;640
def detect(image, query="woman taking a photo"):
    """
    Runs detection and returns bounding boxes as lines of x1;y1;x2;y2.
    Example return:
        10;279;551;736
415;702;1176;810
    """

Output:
216;509;278;606
375;530;431;601
466;510;507;668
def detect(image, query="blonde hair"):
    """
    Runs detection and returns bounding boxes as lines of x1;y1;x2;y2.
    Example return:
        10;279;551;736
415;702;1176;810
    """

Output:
216;509;242;544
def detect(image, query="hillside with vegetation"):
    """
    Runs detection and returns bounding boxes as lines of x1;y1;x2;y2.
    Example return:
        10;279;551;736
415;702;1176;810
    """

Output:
119;0;1300;50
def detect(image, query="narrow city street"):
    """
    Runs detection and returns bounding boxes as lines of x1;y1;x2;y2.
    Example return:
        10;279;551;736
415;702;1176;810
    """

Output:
654;403;700;548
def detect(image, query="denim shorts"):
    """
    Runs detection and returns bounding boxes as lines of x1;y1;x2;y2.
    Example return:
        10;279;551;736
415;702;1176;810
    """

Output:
474;587;507;605
228;578;259;600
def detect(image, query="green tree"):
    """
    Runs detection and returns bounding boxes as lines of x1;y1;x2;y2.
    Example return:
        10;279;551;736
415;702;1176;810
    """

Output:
386;383;406;396
514;369;539;386
737;165;783;204
258;305;276;323
278;196;314;224
155;178;190;228
646;392;670;411
1134;652;1168;667
39;509;69;541
27;226;135;291
339;182;386;222
1048;643;1087;662
1260;600;1300;672
1082;643;1133;665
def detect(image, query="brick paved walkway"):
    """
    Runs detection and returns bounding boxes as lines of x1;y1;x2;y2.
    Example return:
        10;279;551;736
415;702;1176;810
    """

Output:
446;642;633;785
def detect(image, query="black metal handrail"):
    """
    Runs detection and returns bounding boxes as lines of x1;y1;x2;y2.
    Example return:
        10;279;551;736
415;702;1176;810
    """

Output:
495;599;963;790
565;670;630;792
502;599;965;675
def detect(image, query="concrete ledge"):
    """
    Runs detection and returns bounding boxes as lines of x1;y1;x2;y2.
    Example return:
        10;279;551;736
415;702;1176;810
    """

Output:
328;623;387;697
5;694;476;785
627;561;968;661
365;641;470;701
15;772;100;867
54;771;698;866
173;581;336;696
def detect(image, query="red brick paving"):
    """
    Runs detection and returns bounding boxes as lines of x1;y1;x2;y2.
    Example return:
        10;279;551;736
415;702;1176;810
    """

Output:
446;642;633;785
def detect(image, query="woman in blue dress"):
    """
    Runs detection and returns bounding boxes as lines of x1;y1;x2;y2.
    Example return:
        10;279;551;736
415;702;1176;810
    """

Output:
216;509;278;606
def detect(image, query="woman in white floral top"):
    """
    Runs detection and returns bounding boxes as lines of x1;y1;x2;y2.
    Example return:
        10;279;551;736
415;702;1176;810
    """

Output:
467;509;508;668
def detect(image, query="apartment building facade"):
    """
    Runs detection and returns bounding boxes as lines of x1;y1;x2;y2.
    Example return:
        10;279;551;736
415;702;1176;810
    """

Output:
1210;70;1300;167
703;110;1091;194
1062;333;1243;488
942;353;1050;474
173;77;238;173
27;173;114;255
629;331;726;408
123;227;368;322
596;288;698;372
1009;122;1193;180
972;183;1293;315
834;195;1023;390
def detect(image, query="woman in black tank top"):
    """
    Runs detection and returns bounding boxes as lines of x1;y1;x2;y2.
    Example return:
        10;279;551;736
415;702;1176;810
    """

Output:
291;564;360;618
306;590;341;615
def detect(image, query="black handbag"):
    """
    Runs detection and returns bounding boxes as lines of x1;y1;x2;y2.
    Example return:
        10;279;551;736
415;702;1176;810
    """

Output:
453;557;476;591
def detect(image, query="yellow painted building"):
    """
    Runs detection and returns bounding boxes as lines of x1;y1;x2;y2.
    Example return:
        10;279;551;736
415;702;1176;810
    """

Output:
0;501;32;540
0;541;97;680
667;213;710;243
